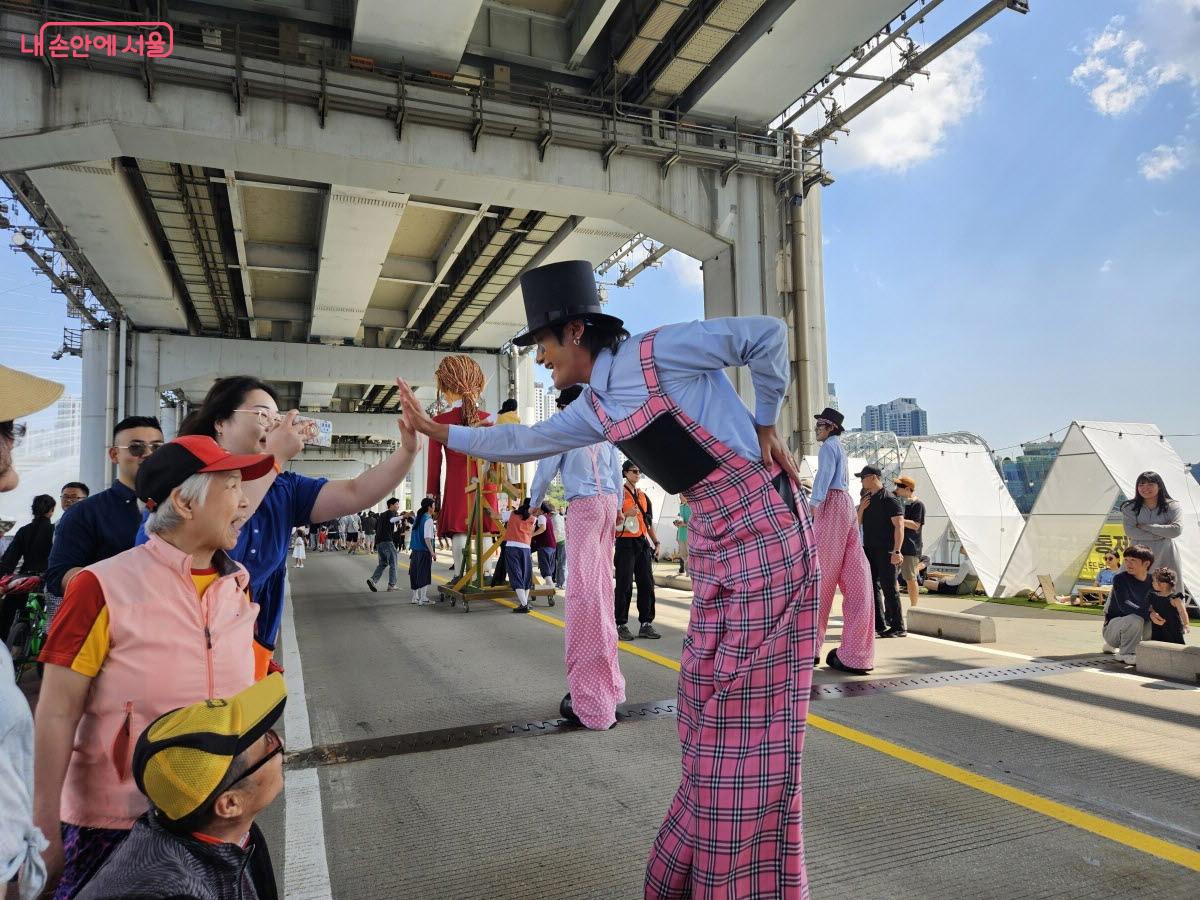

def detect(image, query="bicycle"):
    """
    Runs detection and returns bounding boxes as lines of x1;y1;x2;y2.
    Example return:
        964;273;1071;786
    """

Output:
1;574;48;682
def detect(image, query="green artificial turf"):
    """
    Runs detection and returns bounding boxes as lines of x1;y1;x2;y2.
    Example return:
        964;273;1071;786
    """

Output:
981;596;1107;617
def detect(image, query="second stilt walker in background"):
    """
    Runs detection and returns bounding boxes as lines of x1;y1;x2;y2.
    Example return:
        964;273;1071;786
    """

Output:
529;384;625;730
397;259;820;899
809;407;875;676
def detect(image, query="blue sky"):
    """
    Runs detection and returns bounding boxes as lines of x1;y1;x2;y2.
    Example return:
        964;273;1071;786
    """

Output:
610;0;1200;462
3;0;1197;461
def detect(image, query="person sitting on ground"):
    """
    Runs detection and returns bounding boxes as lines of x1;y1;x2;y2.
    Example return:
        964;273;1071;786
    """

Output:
75;674;286;900
1095;550;1122;587
1101;544;1155;664
34;436;272;899
58;483;89;514
1148;566;1189;646
922;547;981;596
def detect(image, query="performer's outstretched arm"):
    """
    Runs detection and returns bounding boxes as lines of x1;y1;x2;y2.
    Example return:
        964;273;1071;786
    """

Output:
397;379;604;463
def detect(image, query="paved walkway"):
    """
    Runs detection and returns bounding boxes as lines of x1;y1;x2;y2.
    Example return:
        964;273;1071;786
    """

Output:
261;549;1200;898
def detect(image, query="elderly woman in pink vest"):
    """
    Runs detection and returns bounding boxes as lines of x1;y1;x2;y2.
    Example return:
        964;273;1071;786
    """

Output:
33;435;274;899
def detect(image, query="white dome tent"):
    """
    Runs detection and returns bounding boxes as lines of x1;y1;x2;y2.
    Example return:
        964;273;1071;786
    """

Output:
995;422;1200;601
898;440;1025;597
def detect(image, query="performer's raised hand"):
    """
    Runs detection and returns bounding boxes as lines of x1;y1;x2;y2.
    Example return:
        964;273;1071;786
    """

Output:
395;395;420;453
395;378;450;443
756;423;801;485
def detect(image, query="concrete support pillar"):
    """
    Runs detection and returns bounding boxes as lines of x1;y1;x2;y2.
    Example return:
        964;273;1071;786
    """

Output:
81;329;110;491
160;404;179;441
788;180;830;458
130;333;162;418
516;351;537;425
701;173;787;416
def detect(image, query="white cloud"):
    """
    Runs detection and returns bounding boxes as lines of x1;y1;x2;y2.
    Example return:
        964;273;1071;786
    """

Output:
1100;259;1113;273
1138;141;1189;179
1071;3;1200;181
822;33;990;173
663;250;703;289
1070;10;1194;117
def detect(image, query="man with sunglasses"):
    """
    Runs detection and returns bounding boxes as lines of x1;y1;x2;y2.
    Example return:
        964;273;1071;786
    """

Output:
45;416;164;603
75;674;286;899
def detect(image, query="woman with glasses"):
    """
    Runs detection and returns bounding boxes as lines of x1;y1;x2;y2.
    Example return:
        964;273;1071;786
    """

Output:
136;376;419;680
1121;471;1185;594
397;260;818;900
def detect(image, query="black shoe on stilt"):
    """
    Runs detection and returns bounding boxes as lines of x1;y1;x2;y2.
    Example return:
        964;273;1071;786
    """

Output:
826;648;872;676
559;693;582;727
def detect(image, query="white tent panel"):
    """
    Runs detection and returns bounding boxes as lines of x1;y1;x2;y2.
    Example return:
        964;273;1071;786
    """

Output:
801;455;817;480
806;453;869;495
900;442;1024;597
996;422;1200;597
897;446;951;563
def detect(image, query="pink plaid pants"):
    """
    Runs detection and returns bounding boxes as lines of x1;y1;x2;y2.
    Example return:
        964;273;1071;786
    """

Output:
813;489;875;670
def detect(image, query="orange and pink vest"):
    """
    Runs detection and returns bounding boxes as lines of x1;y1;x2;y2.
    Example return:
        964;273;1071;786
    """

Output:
61;535;257;829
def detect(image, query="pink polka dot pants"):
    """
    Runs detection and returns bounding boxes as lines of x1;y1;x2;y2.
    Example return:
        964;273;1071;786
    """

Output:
563;492;626;729
813;489;875;671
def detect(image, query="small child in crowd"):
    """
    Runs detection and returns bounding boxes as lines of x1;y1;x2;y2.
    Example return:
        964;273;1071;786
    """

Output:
502;498;544;613
292;530;306;568
1148;567;1189;645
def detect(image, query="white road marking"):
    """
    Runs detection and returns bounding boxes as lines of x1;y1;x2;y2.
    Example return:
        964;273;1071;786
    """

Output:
280;575;334;899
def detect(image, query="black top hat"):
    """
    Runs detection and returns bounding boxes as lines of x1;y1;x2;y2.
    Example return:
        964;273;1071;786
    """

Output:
813;407;844;428
512;260;625;347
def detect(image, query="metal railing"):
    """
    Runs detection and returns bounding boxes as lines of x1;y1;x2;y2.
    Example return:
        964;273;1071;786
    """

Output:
0;0;801;182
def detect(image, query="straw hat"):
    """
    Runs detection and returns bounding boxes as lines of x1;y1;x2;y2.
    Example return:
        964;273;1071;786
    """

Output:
0;364;64;422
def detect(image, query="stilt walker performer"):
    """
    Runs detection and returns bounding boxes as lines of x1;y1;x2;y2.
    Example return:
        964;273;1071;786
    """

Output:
397;260;819;899
809;408;875;676
529;384;626;730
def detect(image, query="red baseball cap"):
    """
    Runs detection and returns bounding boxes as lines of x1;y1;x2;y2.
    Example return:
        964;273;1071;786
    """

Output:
136;435;274;511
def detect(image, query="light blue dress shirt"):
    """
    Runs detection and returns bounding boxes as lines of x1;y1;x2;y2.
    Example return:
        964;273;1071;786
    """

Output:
448;317;789;466
530;442;623;505
810;435;849;507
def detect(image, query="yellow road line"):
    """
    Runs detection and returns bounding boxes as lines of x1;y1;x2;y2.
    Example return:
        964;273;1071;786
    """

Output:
387;556;1200;872
807;713;1200;872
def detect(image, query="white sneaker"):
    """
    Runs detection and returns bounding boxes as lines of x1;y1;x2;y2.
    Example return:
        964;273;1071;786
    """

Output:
1117;654;1136;665
1101;643;1117;654
411;595;420;604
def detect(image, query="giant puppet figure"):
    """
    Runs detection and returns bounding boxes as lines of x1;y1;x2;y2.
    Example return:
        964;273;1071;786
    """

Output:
427;355;500;573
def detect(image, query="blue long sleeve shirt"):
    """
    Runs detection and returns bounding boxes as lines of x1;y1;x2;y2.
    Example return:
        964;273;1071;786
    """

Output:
530;442;623;505
448;317;789;466
44;480;142;596
810;436;849;507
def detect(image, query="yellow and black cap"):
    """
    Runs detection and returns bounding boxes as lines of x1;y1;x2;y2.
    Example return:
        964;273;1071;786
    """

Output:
133;673;286;825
